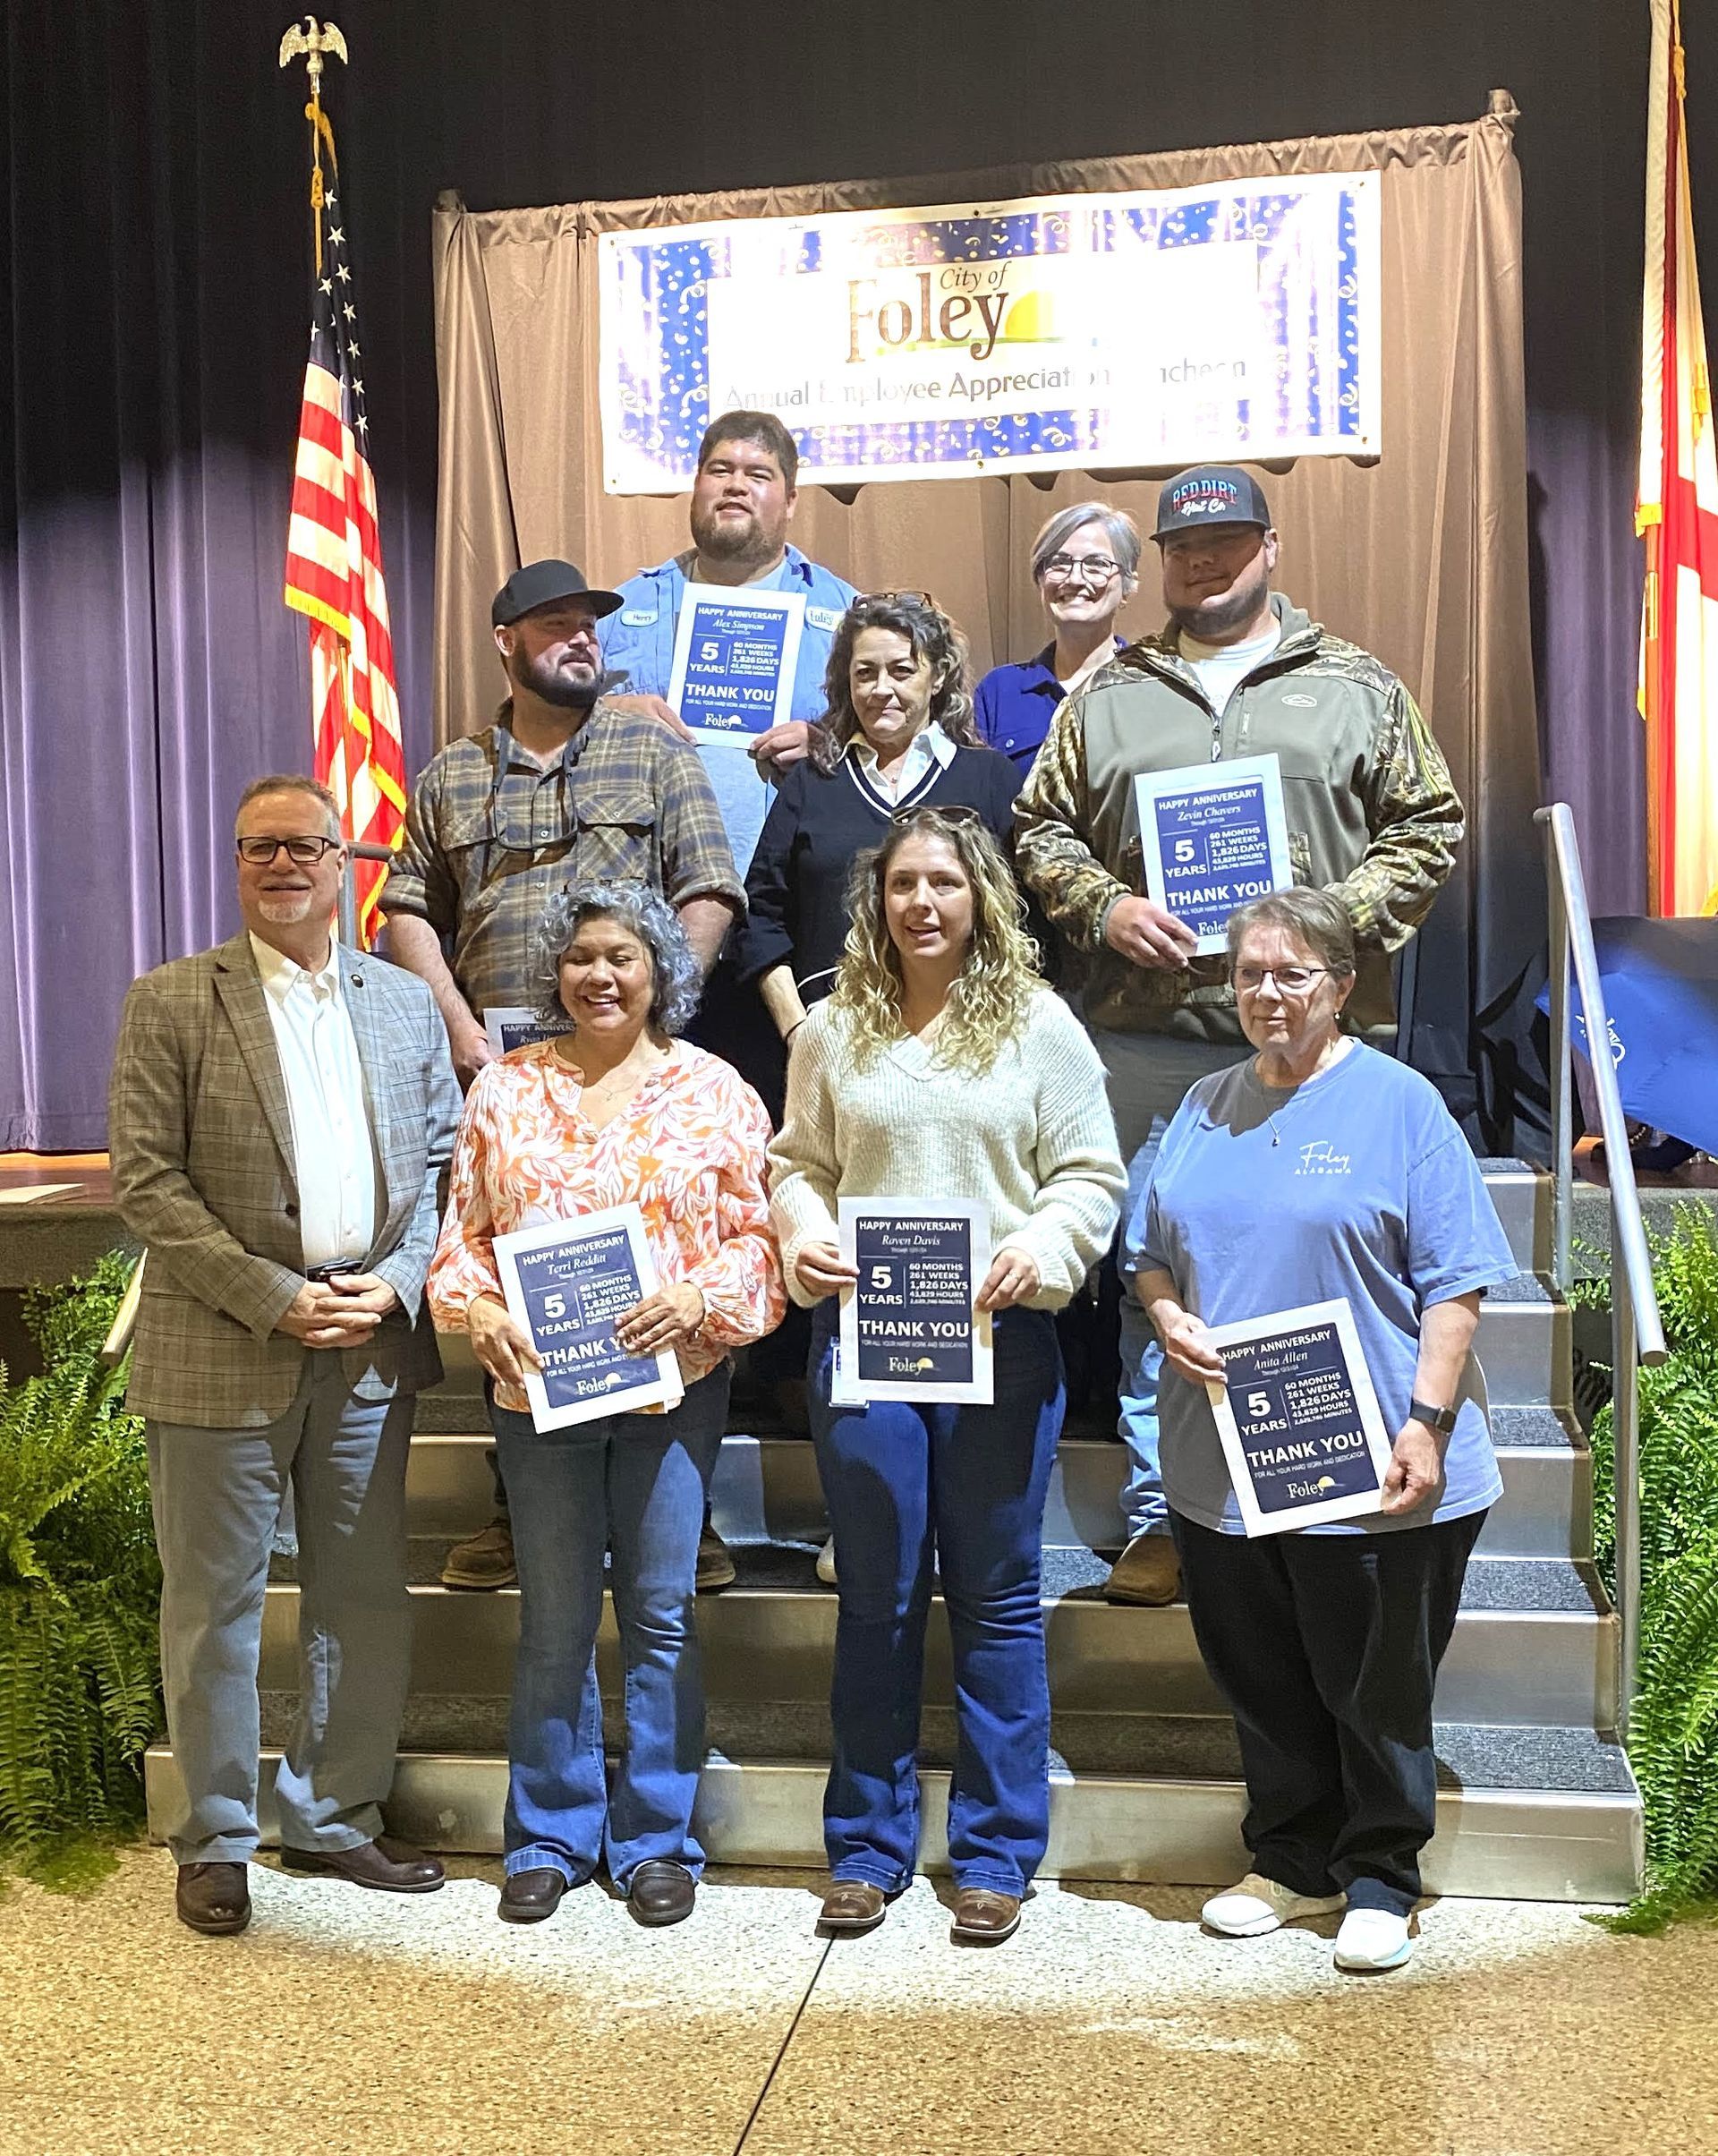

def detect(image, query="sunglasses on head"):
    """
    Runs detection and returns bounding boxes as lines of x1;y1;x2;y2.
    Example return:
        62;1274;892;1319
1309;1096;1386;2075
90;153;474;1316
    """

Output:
861;588;940;610
887;803;983;830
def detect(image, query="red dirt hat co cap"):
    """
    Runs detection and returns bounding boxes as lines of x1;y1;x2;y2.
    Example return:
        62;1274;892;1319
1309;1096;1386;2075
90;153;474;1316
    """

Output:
492;558;625;626
1152;465;1272;541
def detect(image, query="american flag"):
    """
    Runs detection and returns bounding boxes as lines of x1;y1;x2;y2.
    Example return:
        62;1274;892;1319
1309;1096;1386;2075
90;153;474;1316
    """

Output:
284;124;405;946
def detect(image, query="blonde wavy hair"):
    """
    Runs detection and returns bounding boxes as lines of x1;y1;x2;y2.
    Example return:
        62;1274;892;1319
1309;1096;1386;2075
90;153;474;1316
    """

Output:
829;807;1044;1072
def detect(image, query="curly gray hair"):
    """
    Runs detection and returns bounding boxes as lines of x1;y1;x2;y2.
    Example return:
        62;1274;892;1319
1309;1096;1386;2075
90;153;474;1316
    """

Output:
532;881;703;1036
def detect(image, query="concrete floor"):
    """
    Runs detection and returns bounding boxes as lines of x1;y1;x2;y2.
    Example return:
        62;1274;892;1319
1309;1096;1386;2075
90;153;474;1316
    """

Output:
3;1848;1715;2154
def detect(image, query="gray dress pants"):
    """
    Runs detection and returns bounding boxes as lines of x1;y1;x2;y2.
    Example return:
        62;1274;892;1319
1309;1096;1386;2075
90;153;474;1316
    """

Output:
147;1351;414;1864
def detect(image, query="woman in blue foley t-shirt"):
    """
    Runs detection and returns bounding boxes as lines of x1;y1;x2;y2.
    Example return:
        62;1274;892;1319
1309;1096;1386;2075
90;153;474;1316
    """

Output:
1127;885;1516;1977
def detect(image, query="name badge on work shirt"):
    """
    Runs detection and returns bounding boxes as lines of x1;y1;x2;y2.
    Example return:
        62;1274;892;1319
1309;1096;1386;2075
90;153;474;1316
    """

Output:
619;608;656;626
805;604;844;633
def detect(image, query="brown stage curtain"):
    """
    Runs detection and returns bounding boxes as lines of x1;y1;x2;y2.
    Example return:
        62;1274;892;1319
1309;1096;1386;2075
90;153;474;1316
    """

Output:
432;96;1541;1105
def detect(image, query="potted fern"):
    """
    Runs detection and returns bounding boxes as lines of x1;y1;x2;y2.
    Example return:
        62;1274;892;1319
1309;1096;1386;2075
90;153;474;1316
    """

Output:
0;1252;161;1885
1576;1205;1718;1931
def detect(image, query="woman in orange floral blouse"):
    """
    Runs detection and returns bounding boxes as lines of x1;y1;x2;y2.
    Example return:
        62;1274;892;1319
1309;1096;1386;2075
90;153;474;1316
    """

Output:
429;880;784;1930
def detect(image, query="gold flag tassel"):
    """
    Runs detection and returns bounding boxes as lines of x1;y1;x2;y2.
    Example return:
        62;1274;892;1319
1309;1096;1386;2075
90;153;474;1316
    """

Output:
278;18;348;273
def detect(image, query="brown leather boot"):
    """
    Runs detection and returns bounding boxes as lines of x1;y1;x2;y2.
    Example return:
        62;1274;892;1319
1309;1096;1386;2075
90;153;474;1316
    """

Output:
175;1862;251;1936
951;1888;1022;1943
1102;1530;1181;1606
819;1879;887;1933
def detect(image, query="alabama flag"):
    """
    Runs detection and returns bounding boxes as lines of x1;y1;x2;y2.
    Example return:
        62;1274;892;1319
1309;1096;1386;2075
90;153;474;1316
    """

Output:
1638;0;1718;916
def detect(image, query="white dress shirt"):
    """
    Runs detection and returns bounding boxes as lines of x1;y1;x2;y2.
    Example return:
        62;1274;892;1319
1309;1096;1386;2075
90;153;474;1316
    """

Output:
250;933;381;1271
846;721;957;804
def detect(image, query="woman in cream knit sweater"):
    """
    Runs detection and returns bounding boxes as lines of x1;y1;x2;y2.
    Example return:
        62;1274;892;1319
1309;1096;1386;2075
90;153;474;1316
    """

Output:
770;805;1123;1946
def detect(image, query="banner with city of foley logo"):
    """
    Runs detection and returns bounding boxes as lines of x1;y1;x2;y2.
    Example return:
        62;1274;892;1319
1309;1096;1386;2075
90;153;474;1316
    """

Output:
598;172;1380;490
1202;1298;1392;1535
667;587;805;743
1135;754;1293;955
495;1206;684;1432
832;1198;992;1405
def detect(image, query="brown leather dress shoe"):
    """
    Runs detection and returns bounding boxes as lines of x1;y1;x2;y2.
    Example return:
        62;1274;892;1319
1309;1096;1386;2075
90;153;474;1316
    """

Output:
819;1879;887;1933
176;1861;251;1936
1102;1530;1182;1606
498;1867;569;1924
628;1859;697;1926
951;1888;1022;1943
278;1835;446;1892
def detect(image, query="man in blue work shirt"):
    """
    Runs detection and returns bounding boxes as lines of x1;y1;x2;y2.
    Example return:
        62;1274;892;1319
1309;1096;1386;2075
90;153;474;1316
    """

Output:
600;409;857;878
601;410;855;1581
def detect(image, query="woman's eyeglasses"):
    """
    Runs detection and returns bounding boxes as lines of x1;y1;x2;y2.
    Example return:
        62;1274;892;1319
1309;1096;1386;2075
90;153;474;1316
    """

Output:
1231;964;1331;994
1039;554;1122;586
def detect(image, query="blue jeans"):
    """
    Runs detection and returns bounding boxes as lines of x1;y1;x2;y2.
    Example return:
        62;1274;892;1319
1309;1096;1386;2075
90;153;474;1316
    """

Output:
491;1368;729;1890
1093;1030;1248;1539
808;1304;1064;1896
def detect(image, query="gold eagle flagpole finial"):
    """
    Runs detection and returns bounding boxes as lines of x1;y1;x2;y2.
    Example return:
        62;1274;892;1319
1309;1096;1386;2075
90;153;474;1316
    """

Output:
279;19;347;269
278;16;348;101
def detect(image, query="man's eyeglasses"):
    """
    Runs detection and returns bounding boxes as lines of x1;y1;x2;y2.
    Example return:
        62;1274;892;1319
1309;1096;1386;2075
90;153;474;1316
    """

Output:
1040;554;1122;586
1231;964;1331;994
237;835;344;867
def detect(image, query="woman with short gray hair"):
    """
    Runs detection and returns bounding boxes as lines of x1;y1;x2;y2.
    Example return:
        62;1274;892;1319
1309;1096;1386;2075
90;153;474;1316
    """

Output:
974;502;1142;774
1124;885;1515;1974
429;881;785;1930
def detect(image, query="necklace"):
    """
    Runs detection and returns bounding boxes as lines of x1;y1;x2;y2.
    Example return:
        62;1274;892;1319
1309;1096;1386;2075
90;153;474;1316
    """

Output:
1254;1035;1354;1143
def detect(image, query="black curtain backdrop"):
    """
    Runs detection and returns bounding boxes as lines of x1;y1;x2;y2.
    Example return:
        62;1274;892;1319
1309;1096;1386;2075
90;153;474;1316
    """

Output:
1;0;1710;1148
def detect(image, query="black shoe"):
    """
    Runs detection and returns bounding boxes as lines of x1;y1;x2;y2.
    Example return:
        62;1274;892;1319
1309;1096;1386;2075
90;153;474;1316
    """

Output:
498;1867;568;1924
628;1859;696;1926
277;1835;446;1892
175;1861;251;1936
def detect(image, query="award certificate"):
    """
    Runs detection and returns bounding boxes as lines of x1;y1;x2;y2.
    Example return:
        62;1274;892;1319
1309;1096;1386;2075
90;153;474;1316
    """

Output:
1203;1298;1392;1535
495;1206;684;1433
832;1198;993;1405
1135;754;1292;954
667;587;805;744
482;1008;564;1058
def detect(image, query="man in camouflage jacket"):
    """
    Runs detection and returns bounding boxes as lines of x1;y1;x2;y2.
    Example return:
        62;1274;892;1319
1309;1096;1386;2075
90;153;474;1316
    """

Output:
1014;464;1464;1606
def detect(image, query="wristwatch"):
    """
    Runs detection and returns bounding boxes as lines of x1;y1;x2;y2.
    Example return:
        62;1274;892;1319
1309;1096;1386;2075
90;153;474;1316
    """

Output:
1408;1396;1458;1435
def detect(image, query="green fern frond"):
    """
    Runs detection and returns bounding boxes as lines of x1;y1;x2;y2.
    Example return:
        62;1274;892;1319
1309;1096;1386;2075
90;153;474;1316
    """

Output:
0;1254;160;1871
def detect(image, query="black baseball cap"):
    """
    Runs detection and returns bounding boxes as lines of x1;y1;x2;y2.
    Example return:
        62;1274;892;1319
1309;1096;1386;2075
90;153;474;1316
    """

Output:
491;558;625;627
1152;465;1273;541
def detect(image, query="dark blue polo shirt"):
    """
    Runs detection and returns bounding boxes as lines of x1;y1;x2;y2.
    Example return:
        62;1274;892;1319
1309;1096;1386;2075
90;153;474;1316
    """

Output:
974;639;1127;775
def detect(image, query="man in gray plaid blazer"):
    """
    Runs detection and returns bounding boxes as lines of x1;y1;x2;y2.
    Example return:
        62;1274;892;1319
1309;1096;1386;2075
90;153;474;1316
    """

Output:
109;774;462;1937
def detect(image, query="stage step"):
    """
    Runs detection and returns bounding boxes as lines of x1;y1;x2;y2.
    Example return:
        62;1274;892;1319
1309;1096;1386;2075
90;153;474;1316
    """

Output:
1477;1157;1550;1276
142;1721;1641;1904
257;1539;1619;1732
402;1407;1591;1564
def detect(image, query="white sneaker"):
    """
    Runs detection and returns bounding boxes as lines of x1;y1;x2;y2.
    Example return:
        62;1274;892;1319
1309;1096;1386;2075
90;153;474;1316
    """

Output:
815;1537;838;1586
1201;1872;1344;1937
1333;1905;1415;1972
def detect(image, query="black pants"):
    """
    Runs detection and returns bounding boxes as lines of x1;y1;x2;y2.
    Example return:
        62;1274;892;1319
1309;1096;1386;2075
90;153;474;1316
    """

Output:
1170;1507;1485;1915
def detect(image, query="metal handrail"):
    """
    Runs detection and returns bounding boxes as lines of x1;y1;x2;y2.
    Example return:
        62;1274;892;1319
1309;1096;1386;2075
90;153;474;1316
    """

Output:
1535;803;1667;1738
337;840;398;950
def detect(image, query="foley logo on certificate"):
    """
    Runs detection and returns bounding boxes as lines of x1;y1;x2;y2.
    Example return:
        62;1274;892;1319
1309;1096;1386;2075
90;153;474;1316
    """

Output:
1135;754;1292;954
667;587;805;744
833;1197;993;1405
495;1206;685;1432
1202;1298;1393;1535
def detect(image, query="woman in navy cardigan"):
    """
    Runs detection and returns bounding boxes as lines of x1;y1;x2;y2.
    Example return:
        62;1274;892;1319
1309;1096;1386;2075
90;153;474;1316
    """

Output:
737;592;1021;1043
